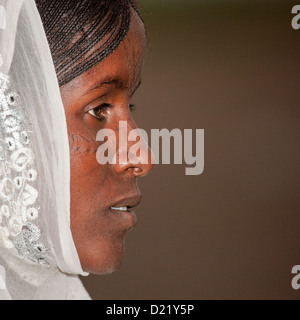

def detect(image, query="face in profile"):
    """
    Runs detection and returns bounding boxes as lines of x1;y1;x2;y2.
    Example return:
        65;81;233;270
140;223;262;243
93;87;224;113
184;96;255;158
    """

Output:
60;10;153;274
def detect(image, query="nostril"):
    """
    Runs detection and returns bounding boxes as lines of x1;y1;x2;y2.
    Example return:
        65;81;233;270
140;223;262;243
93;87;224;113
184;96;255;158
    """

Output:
133;161;154;177
133;167;142;175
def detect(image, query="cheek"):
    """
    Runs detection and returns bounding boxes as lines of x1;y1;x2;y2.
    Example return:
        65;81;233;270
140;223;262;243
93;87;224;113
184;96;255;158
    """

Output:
68;132;97;155
68;131;109;197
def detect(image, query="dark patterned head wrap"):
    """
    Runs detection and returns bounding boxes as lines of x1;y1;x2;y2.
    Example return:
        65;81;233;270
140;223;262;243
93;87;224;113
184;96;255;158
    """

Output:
35;0;140;86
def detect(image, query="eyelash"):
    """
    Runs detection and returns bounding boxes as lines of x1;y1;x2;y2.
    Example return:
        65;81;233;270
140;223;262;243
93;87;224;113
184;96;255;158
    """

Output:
88;103;137;120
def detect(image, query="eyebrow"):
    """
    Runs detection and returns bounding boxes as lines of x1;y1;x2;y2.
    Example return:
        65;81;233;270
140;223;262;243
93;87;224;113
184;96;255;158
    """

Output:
83;76;141;96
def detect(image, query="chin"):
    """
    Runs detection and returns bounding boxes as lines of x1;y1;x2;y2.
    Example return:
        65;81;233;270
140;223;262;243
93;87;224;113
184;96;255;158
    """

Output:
80;241;125;275
85;259;123;275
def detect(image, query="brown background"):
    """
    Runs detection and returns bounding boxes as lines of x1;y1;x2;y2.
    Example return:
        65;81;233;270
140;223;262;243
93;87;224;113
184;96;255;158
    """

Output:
81;0;300;299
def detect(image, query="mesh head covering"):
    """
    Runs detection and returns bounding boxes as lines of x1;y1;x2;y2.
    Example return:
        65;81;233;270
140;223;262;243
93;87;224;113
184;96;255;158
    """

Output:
0;0;90;299
35;0;140;86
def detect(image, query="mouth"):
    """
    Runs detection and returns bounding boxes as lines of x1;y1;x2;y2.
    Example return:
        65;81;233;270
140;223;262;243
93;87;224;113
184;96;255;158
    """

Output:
107;193;141;227
110;206;130;212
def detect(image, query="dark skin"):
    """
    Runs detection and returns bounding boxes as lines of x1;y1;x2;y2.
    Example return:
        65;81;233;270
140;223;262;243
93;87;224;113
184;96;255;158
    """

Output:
60;10;153;274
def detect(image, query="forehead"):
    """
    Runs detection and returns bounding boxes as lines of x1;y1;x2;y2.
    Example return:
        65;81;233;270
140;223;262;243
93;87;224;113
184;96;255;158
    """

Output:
62;10;146;95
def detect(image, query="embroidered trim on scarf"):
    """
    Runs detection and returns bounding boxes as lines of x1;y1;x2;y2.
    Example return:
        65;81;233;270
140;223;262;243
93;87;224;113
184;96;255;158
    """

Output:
0;72;50;265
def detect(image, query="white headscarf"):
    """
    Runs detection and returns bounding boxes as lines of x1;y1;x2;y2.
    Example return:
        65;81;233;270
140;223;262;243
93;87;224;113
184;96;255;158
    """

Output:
0;0;90;300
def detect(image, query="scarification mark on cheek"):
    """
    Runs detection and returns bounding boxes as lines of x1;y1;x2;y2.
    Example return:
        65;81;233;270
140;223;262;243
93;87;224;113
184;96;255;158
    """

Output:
69;132;98;155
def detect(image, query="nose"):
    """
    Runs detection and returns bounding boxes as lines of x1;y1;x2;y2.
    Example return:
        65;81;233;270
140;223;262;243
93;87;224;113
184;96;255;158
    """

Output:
113;121;154;177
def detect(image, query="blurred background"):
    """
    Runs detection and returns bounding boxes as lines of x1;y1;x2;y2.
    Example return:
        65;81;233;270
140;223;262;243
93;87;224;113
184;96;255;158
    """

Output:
81;0;300;299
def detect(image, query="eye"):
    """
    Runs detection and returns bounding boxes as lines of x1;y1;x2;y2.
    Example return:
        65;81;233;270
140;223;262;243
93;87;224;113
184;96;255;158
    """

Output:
88;103;110;120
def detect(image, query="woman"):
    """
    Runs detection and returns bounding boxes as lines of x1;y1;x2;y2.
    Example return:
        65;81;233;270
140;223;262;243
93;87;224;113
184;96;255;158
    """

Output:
0;0;152;299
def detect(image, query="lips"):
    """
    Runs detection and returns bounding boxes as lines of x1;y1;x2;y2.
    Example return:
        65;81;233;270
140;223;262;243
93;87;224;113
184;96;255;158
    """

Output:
108;193;141;227
109;193;141;212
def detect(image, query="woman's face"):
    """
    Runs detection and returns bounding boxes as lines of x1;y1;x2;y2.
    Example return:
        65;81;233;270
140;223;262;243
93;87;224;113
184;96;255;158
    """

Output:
60;10;153;274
